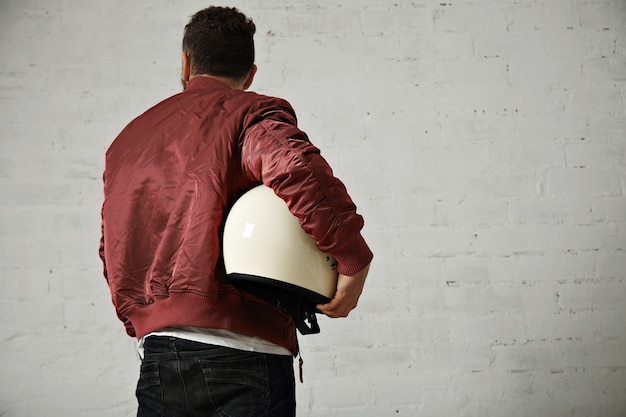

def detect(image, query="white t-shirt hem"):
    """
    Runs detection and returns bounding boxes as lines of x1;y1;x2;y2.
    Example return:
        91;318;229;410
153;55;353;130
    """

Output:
137;326;293;359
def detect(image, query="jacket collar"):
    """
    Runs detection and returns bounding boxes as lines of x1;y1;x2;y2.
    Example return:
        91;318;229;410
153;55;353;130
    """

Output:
186;76;232;91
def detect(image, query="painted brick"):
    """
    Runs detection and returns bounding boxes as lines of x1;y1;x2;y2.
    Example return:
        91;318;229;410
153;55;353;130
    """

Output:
449;314;526;345
402;225;477;256
476;225;554;254
307;376;373;408
519;252;598;282
442;255;493;284
436;198;509;227
474;30;546;57
433;3;508;33
509;196;595;224
505;1;580;31
577;1;626;30
443;285;528;315
547;169;622;196
595;252;626;279
551;223;617;251
361;4;434;34
566;140;626;169
488;139;566;172
435;57;508;84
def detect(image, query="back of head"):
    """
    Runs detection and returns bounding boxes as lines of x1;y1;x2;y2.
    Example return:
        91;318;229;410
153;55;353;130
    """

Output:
182;7;256;82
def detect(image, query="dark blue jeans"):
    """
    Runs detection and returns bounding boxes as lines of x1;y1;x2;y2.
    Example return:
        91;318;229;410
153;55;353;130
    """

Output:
137;336;296;417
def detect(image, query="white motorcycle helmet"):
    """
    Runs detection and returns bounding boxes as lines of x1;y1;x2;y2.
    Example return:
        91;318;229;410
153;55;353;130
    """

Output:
223;185;338;334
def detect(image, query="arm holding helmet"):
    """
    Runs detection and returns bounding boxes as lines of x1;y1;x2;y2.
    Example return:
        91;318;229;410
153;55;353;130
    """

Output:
241;98;373;318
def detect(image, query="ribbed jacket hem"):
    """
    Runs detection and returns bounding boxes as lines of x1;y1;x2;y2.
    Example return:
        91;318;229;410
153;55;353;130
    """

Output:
124;289;298;355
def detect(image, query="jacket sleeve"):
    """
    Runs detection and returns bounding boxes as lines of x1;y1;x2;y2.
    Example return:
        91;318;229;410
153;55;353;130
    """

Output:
100;184;137;337
240;99;373;276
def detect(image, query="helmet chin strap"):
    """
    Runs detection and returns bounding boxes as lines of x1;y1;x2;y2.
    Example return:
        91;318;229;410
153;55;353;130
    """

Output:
297;311;320;335
278;296;320;335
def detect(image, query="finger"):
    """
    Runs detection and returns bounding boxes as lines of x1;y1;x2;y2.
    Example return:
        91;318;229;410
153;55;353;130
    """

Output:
317;303;335;317
317;301;349;318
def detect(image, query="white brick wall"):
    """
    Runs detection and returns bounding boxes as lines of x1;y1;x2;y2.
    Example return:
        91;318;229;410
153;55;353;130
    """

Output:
1;0;624;416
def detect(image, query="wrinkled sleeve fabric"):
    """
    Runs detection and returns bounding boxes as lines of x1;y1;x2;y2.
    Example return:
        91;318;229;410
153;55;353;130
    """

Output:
99;179;136;337
240;98;373;276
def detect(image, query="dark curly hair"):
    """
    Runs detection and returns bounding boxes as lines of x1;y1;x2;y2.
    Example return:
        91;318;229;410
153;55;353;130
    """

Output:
182;7;256;82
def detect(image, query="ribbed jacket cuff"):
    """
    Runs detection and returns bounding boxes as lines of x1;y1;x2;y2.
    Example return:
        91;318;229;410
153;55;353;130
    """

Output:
332;232;373;276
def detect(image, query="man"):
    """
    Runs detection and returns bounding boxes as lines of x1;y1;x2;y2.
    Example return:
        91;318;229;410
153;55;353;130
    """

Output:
100;6;373;416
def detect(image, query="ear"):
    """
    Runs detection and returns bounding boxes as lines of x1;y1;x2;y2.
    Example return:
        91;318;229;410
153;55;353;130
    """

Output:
181;52;191;84
242;64;257;90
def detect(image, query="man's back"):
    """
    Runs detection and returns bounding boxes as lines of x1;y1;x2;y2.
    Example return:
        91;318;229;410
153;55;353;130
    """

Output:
101;76;300;351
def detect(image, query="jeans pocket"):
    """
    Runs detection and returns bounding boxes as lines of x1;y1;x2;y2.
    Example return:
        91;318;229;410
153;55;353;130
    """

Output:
136;361;167;417
199;353;270;417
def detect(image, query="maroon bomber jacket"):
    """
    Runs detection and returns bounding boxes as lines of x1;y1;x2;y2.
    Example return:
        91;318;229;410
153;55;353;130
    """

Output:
99;76;373;354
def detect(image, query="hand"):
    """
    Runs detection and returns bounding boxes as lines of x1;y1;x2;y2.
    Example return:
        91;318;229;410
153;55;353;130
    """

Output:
316;264;370;318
